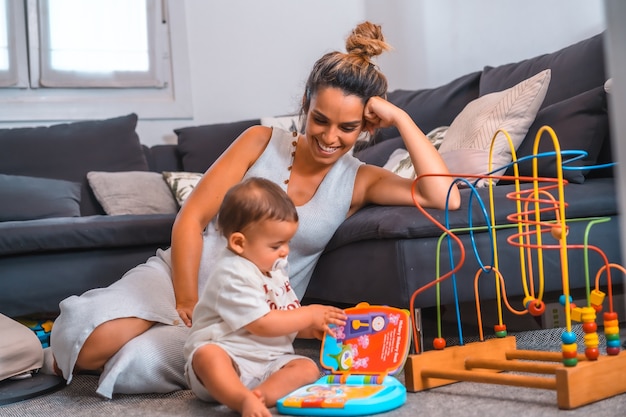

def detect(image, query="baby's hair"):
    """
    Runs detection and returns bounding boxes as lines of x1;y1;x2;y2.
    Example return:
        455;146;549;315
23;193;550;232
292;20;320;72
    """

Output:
217;177;298;237
301;21;391;119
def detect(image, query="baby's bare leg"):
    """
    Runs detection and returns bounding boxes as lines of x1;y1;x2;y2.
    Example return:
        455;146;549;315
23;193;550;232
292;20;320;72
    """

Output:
255;358;321;407
75;317;154;371
192;344;271;417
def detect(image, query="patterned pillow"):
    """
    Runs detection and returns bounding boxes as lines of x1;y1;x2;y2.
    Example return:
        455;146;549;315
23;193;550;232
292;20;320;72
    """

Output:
382;126;448;179
163;171;203;207
438;69;551;187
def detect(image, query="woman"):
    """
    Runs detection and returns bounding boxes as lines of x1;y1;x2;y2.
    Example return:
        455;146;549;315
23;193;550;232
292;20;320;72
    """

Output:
49;21;460;398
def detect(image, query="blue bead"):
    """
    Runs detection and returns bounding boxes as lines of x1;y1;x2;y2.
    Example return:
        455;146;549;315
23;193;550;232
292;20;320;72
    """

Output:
607;339;622;348
559;294;573;306
562;331;577;344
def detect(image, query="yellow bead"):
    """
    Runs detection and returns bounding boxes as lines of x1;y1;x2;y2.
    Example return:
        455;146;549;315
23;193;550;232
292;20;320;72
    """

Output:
590;289;605;306
571;307;583;322
605;326;620;335
584;333;599;347
562;343;578;353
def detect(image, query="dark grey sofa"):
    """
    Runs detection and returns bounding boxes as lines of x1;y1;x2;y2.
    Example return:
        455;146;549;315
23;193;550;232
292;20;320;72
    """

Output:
0;32;619;322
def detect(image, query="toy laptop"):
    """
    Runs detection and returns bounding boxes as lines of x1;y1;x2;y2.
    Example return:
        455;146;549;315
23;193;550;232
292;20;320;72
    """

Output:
277;302;411;416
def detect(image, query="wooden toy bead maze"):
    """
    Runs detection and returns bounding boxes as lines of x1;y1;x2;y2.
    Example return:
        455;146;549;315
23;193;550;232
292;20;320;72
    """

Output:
404;127;626;409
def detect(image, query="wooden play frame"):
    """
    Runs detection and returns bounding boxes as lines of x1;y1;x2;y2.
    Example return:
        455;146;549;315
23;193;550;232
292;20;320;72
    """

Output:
404;336;626;409
402;127;626;410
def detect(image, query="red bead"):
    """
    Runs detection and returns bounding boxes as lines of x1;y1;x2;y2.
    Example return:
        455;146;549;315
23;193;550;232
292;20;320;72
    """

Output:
582;322;597;333
592;304;603;313
562;350;578;359
607;347;621;356
433;338;446;350
585;348;600;360
604;312;619;321
528;300;545;316
494;324;507;332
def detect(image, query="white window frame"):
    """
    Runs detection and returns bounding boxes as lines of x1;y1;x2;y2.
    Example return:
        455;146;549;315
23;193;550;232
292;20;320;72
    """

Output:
0;0;192;122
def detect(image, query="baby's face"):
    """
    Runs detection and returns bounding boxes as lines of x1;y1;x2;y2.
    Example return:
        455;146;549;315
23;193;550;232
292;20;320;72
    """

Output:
239;219;298;276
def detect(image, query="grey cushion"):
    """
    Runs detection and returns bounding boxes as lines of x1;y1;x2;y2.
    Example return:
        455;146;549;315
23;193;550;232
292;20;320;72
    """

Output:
375;71;482;143
0;174;81;221
503;86;609;184
175;119;259;173
354;136;405;167
87;171;178;215
479;33;606;108
0;114;148;216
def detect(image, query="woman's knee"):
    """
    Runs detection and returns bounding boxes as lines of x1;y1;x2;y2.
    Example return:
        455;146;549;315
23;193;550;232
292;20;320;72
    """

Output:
76;317;154;370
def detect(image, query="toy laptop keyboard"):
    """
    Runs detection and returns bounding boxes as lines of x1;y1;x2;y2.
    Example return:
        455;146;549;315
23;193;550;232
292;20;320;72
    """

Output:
277;303;411;416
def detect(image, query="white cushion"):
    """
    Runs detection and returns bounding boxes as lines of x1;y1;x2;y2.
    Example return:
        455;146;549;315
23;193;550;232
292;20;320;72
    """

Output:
438;69;551;187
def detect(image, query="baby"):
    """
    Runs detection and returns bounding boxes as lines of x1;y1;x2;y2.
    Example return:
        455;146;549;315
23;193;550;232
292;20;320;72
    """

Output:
183;177;347;417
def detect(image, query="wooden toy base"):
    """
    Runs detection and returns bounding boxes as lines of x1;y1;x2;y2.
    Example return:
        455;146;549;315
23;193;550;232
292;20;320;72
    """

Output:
404;336;626;409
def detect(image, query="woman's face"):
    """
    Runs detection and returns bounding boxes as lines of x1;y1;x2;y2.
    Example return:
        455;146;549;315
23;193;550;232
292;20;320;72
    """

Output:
304;87;365;164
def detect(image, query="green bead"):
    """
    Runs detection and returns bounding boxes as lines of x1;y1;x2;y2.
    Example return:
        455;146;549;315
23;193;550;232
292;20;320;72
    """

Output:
563;358;578;367
495;330;508;338
605;333;621;341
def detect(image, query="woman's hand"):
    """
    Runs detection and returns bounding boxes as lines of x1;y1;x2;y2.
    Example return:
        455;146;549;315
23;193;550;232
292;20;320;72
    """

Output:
176;300;196;327
362;96;405;134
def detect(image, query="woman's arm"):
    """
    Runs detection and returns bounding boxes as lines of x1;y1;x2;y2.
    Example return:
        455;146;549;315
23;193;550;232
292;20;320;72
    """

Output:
351;97;460;215
244;304;347;338
170;125;273;326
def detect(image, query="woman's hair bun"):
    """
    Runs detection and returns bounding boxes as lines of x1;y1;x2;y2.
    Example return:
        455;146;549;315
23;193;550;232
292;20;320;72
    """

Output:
345;21;391;61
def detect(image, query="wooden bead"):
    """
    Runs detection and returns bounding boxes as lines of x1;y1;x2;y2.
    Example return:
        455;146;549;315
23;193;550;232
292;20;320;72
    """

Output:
527;300;545;316
606;347;621;356
585;347;600;360
582;322;597;333
433;338;446;350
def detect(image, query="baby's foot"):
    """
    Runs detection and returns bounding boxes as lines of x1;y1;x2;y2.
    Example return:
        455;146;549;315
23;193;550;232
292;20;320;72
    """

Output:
241;390;270;417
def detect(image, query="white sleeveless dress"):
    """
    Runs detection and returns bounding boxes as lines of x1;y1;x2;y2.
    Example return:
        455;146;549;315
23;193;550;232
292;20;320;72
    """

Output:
50;128;363;398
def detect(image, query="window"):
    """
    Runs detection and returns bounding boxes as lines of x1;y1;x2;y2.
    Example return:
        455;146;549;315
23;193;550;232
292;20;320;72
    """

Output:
0;0;192;121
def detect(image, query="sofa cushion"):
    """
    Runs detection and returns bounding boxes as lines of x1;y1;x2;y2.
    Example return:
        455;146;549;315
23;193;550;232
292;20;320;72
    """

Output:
162;171;203;207
87;171;178;215
0;174;81;221
175;119;259;173
0;214;176;256
374;71;481;143
144;144;183;173
479;33;606;108
438;70;551;186
0;114;148;216
503;86;609;184
354;136;405;167
325;178;617;251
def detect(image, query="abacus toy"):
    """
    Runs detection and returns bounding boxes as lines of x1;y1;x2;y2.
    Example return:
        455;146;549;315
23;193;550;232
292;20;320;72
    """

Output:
403;127;626;409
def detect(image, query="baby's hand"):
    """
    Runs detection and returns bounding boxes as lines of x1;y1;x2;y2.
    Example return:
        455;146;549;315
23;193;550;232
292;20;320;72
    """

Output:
305;305;347;337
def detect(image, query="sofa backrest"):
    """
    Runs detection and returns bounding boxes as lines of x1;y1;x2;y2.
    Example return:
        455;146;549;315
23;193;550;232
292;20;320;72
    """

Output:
0;113;148;216
173;119;260;173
